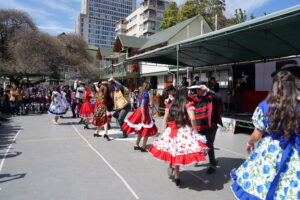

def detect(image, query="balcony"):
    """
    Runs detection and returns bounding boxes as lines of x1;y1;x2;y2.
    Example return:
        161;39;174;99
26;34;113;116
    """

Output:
100;62;139;79
115;23;126;32
141;13;157;22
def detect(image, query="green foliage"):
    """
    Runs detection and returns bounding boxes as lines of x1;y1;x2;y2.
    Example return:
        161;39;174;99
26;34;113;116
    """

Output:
234;8;247;23
161;0;255;30
160;1;179;30
178;0;199;22
161;0;229;30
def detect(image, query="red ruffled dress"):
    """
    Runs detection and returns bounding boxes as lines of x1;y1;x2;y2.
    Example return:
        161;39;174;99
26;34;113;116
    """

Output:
148;102;209;167
79;91;94;118
92;93;112;127
122;92;158;136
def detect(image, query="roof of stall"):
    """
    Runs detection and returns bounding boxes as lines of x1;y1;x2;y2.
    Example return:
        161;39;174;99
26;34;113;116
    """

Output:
126;5;300;67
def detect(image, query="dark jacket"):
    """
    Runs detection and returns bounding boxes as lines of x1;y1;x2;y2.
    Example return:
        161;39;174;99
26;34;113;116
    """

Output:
189;91;223;132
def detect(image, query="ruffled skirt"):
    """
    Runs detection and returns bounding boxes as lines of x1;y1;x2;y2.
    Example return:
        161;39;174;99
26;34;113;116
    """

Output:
231;136;300;200
122;107;157;137
48;100;66;116
149;125;209;167
80;101;94;118
92;103;112;127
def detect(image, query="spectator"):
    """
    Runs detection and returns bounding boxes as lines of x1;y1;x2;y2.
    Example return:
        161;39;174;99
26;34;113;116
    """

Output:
192;76;200;86
181;77;189;87
208;77;219;93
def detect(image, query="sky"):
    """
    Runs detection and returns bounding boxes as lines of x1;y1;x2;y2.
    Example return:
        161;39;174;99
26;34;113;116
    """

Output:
0;0;299;35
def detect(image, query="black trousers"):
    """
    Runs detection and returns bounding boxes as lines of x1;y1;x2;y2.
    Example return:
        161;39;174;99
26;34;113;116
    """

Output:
199;127;218;166
71;102;77;117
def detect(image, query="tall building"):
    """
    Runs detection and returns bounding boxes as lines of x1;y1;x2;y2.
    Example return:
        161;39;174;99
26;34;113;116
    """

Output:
76;0;136;48
116;0;169;38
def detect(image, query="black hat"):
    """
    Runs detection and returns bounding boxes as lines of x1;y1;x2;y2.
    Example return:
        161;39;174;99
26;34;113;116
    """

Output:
165;85;176;92
271;65;300;78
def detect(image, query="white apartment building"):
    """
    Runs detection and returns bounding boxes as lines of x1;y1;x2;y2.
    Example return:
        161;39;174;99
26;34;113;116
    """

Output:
75;0;136;48
116;0;169;38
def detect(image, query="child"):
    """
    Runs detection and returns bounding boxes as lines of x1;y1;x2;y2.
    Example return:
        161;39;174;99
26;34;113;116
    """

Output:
79;85;94;129
48;86;67;124
122;82;157;152
148;88;209;186
231;71;300;199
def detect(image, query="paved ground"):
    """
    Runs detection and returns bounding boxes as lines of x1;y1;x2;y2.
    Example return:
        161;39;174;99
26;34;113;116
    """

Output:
0;112;250;200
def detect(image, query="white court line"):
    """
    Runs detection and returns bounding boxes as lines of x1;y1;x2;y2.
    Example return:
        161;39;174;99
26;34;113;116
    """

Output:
0;129;21;173
72;125;140;199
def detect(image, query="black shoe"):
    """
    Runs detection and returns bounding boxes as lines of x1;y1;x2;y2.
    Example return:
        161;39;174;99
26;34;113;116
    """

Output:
206;166;216;174
134;146;141;150
122;133;128;138
72;116;76;118
84;125;90;129
104;134;111;141
175;178;181;186
78;119;83;124
93;133;101;137
167;166;174;178
140;147;147;152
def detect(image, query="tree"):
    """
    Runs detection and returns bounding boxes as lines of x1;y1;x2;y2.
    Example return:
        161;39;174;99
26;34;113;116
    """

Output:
178;0;199;22
58;34;100;81
234;8;247;23
0;9;36;61
5;28;63;81
250;13;256;20
160;1;179;30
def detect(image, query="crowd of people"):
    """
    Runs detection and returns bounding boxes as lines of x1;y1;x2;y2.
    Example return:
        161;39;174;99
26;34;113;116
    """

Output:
1;67;300;199
0;83;55;116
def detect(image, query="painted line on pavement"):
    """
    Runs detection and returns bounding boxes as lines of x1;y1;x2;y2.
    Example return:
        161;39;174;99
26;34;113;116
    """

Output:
72;125;140;199
0;129;21;173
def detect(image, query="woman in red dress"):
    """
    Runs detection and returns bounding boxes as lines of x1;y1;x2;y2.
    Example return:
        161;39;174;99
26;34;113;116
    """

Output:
80;85;94;129
149;88;209;186
92;82;112;141
122;82;158;152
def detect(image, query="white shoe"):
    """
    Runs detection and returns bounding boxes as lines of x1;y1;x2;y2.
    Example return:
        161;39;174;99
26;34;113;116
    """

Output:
53;120;58;125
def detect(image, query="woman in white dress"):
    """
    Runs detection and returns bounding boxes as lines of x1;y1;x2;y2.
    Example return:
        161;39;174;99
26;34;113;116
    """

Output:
48;86;67;124
60;86;70;112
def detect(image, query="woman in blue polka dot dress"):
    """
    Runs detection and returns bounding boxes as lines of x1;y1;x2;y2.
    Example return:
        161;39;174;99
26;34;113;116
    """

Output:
231;71;300;200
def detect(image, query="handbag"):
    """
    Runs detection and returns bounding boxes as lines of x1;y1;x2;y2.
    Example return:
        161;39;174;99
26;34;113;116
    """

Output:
114;89;129;110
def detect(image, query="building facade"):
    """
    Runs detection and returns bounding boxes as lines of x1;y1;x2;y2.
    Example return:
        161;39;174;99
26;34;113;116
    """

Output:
100;15;212;95
116;0;169;38
75;0;136;48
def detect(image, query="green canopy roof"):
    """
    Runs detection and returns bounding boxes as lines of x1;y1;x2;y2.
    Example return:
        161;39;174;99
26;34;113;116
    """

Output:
127;5;300;67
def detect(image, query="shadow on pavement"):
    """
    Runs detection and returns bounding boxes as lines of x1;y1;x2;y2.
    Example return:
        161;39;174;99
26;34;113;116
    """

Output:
179;157;245;191
0;173;26;184
0;151;22;159
0;117;22;152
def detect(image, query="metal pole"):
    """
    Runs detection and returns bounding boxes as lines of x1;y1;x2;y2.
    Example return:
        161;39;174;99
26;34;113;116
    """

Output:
176;44;179;87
